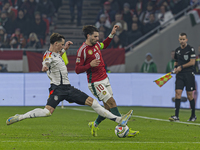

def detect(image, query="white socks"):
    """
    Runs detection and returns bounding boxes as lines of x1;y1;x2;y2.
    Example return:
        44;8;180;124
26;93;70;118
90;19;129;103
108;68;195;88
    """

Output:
19;108;51;120
91;99;121;123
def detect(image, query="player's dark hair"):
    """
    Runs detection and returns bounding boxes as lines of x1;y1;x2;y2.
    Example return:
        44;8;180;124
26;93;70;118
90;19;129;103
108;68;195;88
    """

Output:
50;33;65;44
179;33;187;37
82;25;99;39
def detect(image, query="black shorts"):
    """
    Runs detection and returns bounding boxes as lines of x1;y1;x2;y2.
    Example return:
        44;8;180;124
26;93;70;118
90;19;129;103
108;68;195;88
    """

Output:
46;84;89;108
175;72;195;91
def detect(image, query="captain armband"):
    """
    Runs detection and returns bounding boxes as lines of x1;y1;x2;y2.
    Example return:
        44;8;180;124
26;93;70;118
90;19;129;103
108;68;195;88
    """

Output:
100;42;104;50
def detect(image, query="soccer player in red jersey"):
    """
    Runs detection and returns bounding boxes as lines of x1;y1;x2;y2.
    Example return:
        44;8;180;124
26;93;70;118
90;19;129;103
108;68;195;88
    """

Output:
75;25;139;137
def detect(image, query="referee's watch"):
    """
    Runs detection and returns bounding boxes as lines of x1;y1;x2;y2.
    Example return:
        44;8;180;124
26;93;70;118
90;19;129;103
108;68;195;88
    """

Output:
181;65;183;69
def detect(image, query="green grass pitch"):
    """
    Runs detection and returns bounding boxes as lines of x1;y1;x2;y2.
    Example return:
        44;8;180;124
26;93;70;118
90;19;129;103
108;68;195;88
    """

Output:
0;106;200;150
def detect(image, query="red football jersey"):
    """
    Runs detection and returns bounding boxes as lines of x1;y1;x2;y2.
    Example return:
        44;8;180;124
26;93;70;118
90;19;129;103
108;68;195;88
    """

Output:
76;41;107;83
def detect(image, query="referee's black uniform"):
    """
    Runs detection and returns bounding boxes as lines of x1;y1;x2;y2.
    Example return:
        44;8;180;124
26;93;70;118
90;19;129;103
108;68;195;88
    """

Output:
173;44;196;121
174;44;196;91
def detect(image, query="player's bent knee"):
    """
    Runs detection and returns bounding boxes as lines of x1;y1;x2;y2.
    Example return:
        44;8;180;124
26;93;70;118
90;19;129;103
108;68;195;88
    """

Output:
105;97;117;108
85;97;94;106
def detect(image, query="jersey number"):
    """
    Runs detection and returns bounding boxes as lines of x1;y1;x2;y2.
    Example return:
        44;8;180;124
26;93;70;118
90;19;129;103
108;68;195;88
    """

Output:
95;53;100;60
96;84;104;92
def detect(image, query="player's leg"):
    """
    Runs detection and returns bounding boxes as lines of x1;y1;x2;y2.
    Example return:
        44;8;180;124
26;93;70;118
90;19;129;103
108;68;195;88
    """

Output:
89;78;121;127
67;87;132;131
6;107;52;125
169;74;184;121
186;72;196;121
169;89;182;121
6;90;64;125
187;91;196;121
88;78;138;137
85;97;133;126
105;97;140;137
92;102;109;127
69;89;130;125
106;97;121;116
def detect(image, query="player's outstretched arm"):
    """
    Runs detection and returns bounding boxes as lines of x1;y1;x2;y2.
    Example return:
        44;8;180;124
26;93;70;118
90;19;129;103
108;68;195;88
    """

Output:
110;25;119;35
64;41;73;50
101;25;119;50
60;41;73;56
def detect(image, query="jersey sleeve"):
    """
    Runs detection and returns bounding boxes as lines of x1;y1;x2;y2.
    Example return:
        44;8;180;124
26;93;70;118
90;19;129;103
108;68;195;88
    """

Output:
75;48;91;74
100;37;113;50
42;52;53;66
190;47;196;59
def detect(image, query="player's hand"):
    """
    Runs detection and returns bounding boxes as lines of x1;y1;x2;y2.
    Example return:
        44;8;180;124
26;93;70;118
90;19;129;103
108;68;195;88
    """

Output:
174;66;182;74
174;68;178;74
90;59;101;67
64;41;73;50
111;25;119;35
42;66;49;72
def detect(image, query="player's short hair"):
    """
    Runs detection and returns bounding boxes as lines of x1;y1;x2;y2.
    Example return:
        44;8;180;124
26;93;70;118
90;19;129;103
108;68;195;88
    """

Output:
50;33;65;44
82;25;99;39
179;33;187;37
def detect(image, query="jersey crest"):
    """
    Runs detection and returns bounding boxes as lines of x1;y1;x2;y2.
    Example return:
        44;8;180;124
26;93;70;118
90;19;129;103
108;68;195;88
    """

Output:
184;55;188;60
88;50;93;55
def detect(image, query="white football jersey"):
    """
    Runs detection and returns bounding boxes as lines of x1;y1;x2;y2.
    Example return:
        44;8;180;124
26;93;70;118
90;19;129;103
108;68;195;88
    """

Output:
42;51;70;85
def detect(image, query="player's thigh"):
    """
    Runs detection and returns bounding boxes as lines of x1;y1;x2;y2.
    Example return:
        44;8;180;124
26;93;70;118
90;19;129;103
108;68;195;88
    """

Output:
66;86;89;105
88;78;112;103
46;94;65;109
105;79;113;96
185;72;195;91
175;74;184;90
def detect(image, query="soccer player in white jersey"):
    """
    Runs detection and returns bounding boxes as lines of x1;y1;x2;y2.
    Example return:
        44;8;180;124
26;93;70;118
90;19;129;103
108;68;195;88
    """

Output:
75;25;139;137
6;33;133;134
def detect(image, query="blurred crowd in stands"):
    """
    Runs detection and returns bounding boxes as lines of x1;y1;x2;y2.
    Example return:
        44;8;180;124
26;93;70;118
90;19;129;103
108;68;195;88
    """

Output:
0;0;62;49
95;0;198;48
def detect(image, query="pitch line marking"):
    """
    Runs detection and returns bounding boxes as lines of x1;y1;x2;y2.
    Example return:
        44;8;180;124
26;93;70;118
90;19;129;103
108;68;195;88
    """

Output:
68;108;200;126
1;141;200;144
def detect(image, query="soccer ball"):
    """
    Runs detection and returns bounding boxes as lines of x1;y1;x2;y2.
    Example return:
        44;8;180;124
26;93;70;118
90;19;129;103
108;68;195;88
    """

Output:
115;125;129;138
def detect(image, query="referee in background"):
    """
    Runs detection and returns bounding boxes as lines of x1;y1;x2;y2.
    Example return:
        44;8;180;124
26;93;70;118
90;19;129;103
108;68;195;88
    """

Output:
169;33;197;122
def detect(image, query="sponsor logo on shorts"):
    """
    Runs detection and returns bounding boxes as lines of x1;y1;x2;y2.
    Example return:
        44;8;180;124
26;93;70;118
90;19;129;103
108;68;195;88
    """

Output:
76;58;80;63
54;95;58;101
88;50;93;55
102;91;107;95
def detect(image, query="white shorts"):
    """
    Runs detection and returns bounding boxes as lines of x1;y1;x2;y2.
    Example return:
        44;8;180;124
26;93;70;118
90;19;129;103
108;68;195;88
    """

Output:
88;77;113;103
